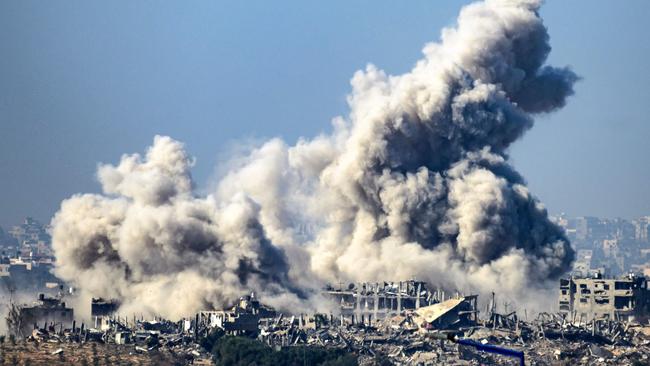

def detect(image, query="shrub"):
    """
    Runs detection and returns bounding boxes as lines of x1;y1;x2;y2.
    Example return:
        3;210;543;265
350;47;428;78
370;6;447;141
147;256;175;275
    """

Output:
209;336;358;366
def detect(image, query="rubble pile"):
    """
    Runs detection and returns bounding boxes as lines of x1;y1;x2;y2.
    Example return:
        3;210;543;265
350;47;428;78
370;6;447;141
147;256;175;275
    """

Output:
508;313;650;365
0;338;203;366
4;291;650;365
8;316;213;365
255;299;650;365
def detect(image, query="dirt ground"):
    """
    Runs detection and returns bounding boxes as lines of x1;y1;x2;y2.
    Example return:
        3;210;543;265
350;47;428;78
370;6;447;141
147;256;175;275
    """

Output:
0;340;202;366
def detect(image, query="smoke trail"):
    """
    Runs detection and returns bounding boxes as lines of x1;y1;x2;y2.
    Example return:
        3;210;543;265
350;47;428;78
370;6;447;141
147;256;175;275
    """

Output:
52;0;577;319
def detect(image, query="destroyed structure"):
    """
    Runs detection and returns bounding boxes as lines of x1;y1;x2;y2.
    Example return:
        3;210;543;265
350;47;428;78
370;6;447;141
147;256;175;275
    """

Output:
6;293;74;338
559;273;650;322
91;298;120;317
412;296;479;331
198;293;276;336
4;282;650;365
323;280;444;323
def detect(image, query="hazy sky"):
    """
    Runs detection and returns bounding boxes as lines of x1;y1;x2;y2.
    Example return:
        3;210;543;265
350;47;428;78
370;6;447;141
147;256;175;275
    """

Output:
0;0;648;228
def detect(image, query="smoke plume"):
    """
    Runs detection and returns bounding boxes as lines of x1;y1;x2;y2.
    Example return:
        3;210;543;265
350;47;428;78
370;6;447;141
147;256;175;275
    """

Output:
52;0;577;319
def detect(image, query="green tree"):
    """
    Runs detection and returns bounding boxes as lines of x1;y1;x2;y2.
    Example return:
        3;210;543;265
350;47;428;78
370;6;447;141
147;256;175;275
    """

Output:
199;328;225;353
209;336;358;366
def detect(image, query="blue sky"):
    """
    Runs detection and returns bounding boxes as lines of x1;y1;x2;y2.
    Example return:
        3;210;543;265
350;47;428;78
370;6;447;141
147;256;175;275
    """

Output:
0;0;648;227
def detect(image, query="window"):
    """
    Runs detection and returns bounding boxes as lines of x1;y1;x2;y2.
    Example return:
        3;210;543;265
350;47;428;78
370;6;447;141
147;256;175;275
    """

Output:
560;279;570;286
615;282;631;290
615;297;631;309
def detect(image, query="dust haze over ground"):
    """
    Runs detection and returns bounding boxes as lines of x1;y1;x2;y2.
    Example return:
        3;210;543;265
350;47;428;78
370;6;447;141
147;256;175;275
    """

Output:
50;0;577;320
0;287;48;335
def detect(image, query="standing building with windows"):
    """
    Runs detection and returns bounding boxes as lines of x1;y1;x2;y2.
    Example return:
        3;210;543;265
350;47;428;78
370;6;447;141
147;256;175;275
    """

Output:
559;273;650;322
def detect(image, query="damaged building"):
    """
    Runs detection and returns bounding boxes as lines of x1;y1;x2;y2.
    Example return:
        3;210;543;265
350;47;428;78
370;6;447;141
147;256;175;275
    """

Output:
198;293;276;336
559;273;650;322
6;293;74;338
91;297;120;317
5;286;650;365
412;296;479;331
323;280;445;323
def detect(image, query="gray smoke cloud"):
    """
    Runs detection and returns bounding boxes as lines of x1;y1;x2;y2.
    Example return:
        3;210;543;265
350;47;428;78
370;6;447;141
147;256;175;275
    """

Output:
52;0;577;319
52;136;309;319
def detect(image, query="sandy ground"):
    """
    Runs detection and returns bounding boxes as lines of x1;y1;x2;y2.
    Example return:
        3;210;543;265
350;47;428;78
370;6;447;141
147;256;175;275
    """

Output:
0;340;207;366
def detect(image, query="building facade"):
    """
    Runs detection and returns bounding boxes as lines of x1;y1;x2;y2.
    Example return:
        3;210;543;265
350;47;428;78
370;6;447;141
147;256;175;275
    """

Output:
559;274;650;322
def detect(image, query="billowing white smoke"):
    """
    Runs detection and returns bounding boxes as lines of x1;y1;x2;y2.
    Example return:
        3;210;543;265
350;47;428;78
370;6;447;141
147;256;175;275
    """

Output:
52;137;308;319
52;0;577;319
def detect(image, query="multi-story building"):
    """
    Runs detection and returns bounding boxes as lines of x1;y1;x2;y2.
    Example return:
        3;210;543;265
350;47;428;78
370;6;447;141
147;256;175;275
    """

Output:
6;294;74;338
199;293;276;336
559;273;650;322
323;280;446;322
0;255;61;292
91;298;120;317
634;216;650;243
571;249;593;277
602;239;619;257
8;217;52;256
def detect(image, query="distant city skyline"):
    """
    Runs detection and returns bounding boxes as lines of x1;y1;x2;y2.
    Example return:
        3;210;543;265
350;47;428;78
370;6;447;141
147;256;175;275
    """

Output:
1;0;649;227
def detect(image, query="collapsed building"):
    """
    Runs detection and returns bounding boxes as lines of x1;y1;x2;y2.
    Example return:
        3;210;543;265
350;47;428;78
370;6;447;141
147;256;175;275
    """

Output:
91;297;120;317
323;280;445;324
4;281;650;365
412;296;479;331
559;273;650;322
6;293;74;338
198;293;276;336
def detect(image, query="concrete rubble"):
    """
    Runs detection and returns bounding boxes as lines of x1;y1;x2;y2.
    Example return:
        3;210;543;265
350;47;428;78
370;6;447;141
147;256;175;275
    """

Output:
4;287;650;365
251;291;649;365
11;313;214;365
252;293;650;365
